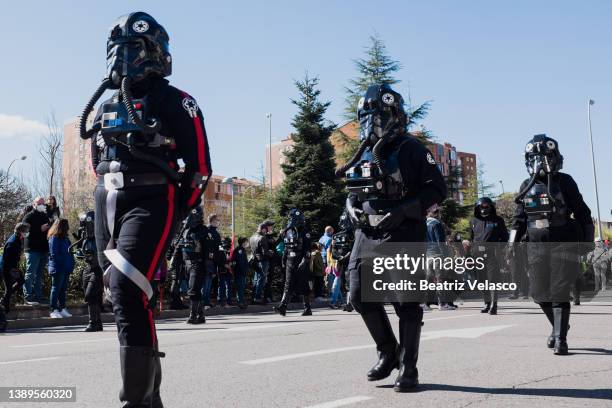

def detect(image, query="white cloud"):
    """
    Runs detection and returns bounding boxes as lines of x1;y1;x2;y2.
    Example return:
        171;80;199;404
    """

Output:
0;113;47;139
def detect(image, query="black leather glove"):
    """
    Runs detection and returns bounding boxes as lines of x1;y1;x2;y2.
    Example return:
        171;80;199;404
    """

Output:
377;198;422;231
346;195;363;225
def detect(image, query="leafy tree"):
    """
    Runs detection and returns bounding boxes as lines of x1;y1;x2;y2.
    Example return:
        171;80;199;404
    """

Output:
276;74;344;234
0;171;31;242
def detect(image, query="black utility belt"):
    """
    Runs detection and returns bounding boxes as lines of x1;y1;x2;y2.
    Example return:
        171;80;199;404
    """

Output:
527;218;567;229
97;172;169;190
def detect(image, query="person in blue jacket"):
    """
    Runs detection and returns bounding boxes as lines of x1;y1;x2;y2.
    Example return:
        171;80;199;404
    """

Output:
47;219;75;319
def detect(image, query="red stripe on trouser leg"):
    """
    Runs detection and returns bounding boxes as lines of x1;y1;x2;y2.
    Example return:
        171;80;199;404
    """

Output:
143;184;176;345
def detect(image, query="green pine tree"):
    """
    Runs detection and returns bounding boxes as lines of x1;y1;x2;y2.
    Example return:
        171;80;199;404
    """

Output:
276;74;344;234
339;35;433;163
344;34;402;121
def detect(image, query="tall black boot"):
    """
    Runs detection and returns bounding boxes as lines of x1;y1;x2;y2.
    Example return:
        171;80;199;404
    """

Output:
539;303;555;348
187;300;199;324
301;295;312;316
196;302;206;324
488;302;498;315
361;308;399;381
85;305;103;332
394;320;421;392
119;346;156;407
149;347;164;408
553;305;570;355
273;294;288;316
0;305;7;333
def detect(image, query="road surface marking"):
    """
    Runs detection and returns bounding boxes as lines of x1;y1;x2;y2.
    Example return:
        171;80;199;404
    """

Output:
0;357;60;365
425;313;480;321
421;324;514;340
11;322;306;348
304;396;373;408
241;345;376;365
240;324;514;365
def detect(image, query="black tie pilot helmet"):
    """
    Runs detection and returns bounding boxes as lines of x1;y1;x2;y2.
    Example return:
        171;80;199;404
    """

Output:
524;134;563;177
474;197;495;218
358;84;407;145
186;206;204;228
286;208;305;230
106;12;172;88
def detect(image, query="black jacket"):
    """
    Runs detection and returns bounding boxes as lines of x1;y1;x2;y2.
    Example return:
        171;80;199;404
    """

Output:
470;215;509;243
92;77;212;213
2;233;23;272
511;172;593;242
22;210;51;253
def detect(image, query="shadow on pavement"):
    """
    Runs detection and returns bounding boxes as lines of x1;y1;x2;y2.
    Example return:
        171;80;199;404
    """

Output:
570;348;612;355
399;383;612;399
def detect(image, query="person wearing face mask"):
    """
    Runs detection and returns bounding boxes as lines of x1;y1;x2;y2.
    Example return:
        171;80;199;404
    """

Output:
262;220;281;303
22;197;52;305
249;222;271;304
1;223;31;321
202;214;221;307
46;195;61;222
510;134;593;355
337;84;446;392
230;237;250;309
469;197;509;315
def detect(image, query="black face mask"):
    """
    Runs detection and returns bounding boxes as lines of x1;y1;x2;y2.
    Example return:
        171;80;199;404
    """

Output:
480;207;491;218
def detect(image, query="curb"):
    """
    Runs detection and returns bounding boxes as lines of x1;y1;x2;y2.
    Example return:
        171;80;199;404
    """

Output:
6;301;333;330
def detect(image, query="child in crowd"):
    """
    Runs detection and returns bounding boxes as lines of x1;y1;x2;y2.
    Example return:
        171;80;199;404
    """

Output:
47;219;74;318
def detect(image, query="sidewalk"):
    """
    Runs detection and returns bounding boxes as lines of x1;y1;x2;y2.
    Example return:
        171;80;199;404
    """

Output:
5;299;335;330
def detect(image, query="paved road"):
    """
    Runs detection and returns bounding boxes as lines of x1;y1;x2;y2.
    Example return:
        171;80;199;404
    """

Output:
1;301;611;407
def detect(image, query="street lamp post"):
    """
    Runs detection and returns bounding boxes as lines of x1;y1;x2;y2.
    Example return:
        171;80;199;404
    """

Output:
499;180;505;195
266;113;273;201
587;99;603;239
222;177;236;241
4;155;28;185
5;155;27;179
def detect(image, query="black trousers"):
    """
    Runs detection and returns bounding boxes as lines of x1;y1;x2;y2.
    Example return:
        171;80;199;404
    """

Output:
281;254;310;302
169;251;185;300
527;227;579;304
1;268;24;312
476;252;499;303
348;227;425;350
511;243;529;296
82;263;103;307
95;183;178;348
185;259;205;301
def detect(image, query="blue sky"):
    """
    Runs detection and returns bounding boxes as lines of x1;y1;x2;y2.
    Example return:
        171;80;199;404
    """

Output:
1;0;610;219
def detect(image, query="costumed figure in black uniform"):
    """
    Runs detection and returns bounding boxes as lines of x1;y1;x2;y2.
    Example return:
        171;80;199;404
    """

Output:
331;211;355;312
337;84;446;392
166;217;189;310
80;12;212;407
469;197;509;315
72;211;104;332
510;134;593;355
182;207;207;324
274;209;313;316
